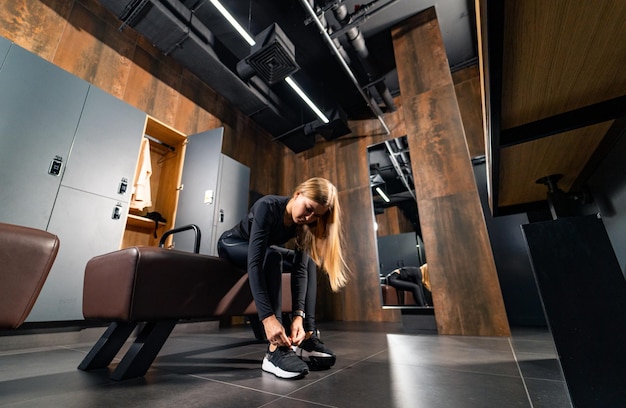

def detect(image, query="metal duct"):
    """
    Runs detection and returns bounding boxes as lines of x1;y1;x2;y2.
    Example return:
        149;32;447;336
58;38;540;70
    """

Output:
306;0;352;65
236;24;300;85
385;138;416;201
331;1;397;112
98;0;302;138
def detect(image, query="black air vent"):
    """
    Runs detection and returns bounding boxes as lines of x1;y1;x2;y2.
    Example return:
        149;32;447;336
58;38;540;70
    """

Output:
237;24;299;85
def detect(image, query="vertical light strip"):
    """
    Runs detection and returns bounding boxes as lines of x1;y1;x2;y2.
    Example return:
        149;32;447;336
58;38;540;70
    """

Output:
209;0;256;46
285;77;329;123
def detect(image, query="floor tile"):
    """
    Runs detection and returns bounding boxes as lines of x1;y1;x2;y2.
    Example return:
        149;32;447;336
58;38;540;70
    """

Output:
0;323;575;408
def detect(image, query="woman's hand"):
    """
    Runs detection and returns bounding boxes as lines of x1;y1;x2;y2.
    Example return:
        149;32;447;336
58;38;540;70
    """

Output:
290;316;306;345
262;315;291;347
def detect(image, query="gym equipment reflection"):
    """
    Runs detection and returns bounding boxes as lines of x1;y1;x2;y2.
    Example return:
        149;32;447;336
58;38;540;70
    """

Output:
368;136;431;309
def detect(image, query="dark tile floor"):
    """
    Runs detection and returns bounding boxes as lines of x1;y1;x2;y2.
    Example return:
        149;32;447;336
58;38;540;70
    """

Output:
0;321;572;408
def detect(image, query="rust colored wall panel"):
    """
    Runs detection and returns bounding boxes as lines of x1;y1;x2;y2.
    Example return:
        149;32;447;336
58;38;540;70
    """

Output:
393;8;509;336
419;193;510;336
404;87;477;199
0;0;72;60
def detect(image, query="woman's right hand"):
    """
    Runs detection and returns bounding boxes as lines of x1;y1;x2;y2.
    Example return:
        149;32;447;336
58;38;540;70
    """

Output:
262;314;291;347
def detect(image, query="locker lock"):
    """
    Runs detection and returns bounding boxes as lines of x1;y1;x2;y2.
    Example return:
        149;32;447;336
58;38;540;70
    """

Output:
112;203;123;220
48;155;63;176
118;178;128;195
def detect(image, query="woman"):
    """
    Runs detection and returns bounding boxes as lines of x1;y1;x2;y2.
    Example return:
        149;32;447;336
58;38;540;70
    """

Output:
386;264;431;306
217;177;350;379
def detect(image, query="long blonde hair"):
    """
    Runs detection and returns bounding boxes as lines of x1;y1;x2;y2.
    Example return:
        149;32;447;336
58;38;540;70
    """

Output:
294;177;350;292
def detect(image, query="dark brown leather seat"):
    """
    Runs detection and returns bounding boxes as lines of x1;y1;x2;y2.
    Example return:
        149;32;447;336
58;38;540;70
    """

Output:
80;244;292;380
0;222;59;329
381;284;417;306
83;245;292;321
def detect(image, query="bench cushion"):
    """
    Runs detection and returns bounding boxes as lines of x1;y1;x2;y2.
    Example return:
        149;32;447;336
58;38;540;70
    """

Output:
0;222;59;329
82;246;292;322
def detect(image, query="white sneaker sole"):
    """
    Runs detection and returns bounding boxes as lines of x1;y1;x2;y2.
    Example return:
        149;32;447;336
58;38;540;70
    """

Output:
262;357;308;379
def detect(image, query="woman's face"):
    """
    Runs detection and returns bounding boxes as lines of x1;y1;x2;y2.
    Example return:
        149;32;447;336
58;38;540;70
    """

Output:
291;192;328;225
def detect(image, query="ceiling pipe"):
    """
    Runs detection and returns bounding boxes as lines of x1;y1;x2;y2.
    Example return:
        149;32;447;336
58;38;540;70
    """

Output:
394;135;412;173
385;139;416;201
330;0;397;112
306;0;352;65
298;0;390;135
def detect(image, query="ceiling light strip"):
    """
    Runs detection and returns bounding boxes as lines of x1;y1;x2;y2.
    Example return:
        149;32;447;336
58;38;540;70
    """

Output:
285;77;330;123
210;0;330;125
209;0;256;46
297;0;390;135
375;187;391;202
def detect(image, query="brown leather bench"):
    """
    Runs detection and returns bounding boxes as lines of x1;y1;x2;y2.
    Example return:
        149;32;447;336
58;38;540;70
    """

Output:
0;222;59;329
381;284;417;306
78;225;292;381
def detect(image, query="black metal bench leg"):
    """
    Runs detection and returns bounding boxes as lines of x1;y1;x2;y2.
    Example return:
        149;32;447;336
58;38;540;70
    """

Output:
110;319;178;381
78;321;137;371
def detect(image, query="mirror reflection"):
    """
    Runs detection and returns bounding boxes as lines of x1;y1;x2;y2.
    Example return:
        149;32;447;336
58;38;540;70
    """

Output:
368;136;432;309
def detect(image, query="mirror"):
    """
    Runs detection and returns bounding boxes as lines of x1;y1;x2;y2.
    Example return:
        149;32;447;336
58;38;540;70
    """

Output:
367;136;432;309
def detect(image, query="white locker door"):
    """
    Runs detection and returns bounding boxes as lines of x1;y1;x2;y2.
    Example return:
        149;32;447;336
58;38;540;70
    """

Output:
27;186;129;322
209;154;250;256
0;36;10;63
61;86;146;202
0;44;90;229
173;128;224;254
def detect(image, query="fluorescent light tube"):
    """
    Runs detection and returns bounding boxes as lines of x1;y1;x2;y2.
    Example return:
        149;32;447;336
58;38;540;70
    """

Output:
210;1;329;125
209;0;256;46
376;187;390;202
285;77;329;123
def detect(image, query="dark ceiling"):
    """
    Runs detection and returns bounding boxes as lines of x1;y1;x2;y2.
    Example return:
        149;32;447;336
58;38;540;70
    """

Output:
97;0;477;152
97;0;477;227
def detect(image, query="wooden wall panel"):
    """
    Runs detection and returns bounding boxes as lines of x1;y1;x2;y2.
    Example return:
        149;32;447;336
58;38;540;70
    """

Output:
405;86;477;199
0;0;73;60
376;206;413;237
393;8;509;336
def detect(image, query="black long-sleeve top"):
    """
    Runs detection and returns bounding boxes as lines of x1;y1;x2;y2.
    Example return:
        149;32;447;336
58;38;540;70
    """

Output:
228;195;308;320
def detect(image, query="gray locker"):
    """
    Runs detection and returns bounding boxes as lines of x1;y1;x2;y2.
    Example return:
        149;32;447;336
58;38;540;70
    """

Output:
0;43;90;229
0;41;147;322
174;128;250;256
61;86;146;201
209;154;251;256
0;36;10;65
26;88;145;322
28;186;130;321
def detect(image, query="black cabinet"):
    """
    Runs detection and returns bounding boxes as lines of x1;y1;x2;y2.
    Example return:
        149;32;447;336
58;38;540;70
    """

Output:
522;215;626;407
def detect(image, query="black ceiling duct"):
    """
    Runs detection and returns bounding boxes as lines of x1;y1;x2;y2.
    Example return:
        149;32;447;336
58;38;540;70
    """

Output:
237;23;299;85
316;107;351;141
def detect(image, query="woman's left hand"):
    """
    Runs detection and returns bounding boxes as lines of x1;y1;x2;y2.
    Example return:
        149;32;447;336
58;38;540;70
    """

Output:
290;316;306;345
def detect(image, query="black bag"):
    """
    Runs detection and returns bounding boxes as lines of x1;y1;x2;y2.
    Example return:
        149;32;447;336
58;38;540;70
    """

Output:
145;212;167;238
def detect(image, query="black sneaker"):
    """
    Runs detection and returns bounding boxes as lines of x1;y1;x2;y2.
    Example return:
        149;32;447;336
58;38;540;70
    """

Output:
262;346;309;379
294;332;336;368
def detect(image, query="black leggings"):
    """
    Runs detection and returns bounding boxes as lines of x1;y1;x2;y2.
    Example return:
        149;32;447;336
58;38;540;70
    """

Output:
387;267;428;306
217;232;317;332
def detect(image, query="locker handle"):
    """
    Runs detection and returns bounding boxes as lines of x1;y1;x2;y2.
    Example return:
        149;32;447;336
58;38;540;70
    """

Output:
112;203;123;220
219;209;224;223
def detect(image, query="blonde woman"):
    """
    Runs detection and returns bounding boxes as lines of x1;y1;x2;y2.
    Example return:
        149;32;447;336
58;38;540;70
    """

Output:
217;177;349;379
